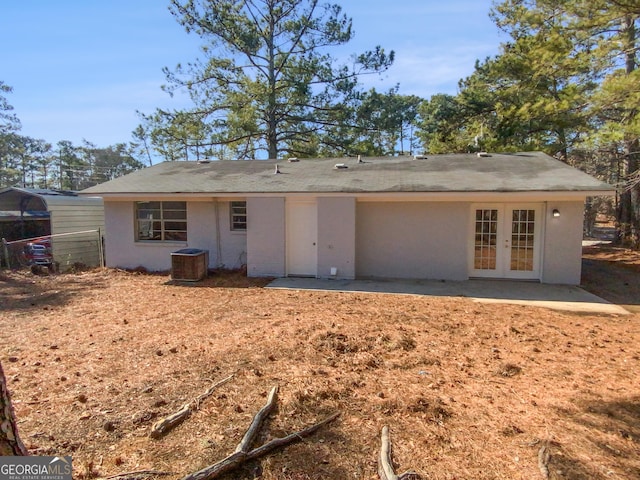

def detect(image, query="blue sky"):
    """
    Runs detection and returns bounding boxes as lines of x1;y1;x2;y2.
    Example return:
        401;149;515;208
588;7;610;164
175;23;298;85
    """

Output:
1;1;503;148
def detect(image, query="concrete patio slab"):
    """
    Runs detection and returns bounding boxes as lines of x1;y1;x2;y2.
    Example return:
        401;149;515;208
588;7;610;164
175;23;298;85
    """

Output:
266;278;630;315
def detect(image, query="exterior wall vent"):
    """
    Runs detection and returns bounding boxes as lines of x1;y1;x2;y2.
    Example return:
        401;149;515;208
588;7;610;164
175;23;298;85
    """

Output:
334;163;348;169
477;152;491;157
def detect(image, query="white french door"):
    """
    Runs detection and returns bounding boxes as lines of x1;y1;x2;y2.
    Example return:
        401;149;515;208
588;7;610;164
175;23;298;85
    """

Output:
470;204;542;280
286;199;317;277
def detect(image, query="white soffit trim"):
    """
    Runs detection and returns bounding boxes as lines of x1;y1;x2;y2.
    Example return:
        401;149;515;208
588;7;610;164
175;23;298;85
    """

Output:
90;190;614;202
354;191;614;202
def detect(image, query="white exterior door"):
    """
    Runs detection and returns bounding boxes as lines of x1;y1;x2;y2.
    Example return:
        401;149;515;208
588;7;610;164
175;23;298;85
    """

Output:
286;199;317;277
470;204;542;280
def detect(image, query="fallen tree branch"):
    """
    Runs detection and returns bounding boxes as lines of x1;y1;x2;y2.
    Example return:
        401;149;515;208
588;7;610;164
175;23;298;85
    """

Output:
379;426;397;480
104;470;172;479
234;386;278;453
246;411;340;459
150;373;234;439
150;404;191;439
378;426;421;480
193;374;235;409
181;386;339;480
538;441;551;480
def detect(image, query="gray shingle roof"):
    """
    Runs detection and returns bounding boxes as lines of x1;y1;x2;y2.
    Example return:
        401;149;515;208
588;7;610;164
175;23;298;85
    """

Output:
81;152;614;195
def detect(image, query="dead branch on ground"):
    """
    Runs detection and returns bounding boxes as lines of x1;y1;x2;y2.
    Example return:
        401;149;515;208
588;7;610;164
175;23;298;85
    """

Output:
538;440;551;480
150;373;234;439
104;470;172;479
378;426;421;480
234;384;278;454
181;386;340;480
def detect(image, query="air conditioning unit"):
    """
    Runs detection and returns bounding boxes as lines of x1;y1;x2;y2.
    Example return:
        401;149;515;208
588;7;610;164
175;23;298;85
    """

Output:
171;248;209;281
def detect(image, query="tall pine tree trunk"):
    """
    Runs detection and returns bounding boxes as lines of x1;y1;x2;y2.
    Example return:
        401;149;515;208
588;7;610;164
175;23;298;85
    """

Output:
617;15;640;248
0;361;28;456
619;142;640;247
266;3;278;161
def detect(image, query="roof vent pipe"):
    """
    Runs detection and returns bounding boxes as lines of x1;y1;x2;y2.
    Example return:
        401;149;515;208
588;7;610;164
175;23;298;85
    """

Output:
477;152;491;157
274;164;281;174
413;154;427;160
357;155;363;163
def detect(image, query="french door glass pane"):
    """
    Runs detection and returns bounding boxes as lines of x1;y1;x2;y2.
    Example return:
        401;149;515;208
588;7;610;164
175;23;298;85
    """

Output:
474;209;498;270
510;209;535;271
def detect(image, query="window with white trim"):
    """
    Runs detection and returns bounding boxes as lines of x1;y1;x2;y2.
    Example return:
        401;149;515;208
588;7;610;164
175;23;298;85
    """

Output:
136;201;187;241
230;201;247;231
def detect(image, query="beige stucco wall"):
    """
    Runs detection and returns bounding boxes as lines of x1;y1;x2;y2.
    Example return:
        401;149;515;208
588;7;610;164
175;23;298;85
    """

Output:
103;200;246;271
101;195;588;284
246;197;286;277
542;201;585;284
317;197;356;279
355;201;470;280
188;201;247;269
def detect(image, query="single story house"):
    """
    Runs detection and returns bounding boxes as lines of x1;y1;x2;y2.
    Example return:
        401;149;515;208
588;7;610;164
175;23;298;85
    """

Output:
81;152;614;285
0;187;105;269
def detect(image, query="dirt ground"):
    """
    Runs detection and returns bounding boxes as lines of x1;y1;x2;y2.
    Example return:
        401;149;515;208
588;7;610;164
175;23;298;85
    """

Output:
582;244;640;313
1;244;639;480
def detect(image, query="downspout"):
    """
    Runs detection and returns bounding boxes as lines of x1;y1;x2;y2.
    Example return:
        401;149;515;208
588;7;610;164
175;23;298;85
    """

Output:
214;200;222;268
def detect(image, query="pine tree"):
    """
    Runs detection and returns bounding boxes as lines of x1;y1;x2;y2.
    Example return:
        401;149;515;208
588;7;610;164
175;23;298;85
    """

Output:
150;0;393;160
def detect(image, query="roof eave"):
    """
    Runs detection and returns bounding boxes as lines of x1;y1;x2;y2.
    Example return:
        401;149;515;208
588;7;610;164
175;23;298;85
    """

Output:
83;189;615;201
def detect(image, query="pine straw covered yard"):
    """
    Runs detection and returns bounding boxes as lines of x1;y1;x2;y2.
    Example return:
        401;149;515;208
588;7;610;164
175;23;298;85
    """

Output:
1;248;639;480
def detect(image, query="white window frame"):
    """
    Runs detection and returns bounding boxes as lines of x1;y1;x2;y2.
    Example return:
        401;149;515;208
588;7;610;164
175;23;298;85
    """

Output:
230;201;247;231
135;201;187;242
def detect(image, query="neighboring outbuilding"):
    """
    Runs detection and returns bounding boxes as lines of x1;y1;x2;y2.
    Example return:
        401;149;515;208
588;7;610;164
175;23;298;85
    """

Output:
81;152;614;285
0;187;105;269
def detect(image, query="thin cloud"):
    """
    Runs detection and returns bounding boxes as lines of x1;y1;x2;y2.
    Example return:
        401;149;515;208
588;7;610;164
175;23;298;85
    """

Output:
5;0;503;148
359;42;499;98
